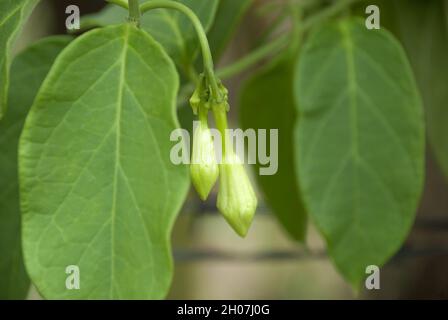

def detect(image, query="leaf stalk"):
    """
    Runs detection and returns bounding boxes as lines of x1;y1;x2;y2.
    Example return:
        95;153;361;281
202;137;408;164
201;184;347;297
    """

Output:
140;0;221;102
128;0;141;26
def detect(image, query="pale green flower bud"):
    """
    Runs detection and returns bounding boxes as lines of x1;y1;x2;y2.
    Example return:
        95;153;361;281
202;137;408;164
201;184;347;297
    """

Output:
190;109;219;200
189;90;201;115
189;73;211;115
217;153;258;237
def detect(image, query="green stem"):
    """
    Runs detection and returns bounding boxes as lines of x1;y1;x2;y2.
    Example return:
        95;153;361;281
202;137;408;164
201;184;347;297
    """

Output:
212;105;230;154
140;0;220;101
216;34;289;79
301;0;362;30
198;106;208;127
105;0;128;10
216;0;361;79
128;0;141;25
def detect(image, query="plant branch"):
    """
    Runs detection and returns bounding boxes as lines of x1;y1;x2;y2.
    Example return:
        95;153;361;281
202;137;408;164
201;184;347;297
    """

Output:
216;0;362;79
128;0;141;25
216;34;289;80
105;0;128;9
140;0;221;101
301;0;362;30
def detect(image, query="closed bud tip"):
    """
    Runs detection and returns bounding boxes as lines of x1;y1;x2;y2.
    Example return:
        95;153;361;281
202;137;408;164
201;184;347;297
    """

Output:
217;154;258;237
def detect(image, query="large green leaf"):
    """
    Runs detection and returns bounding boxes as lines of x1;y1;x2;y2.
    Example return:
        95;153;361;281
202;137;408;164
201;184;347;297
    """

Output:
81;0;219;72
0;36;70;299
388;0;448;180
295;18;424;287
240;55;307;242
207;0;252;61
354;0;448;180
19;24;189;299
0;0;39;119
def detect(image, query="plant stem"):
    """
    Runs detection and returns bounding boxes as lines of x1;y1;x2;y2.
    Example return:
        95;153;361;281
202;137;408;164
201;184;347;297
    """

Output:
301;0;362;30
216;0;362;79
198;105;208;127
216;34;289;79
140;0;221;101
212;105;230;154
128;0;141;25
105;0;128;9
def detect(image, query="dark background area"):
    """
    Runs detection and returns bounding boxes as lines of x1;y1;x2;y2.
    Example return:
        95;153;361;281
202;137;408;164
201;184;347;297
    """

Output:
53;0;106;32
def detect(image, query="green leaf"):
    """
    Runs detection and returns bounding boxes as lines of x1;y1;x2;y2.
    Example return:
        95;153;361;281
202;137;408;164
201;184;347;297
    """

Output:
208;0;252;61
19;24;189;299
0;35;70;300
240;55;307;242
388;0;448;180
81;0;219;72
0;0;39;119
295;18;424;287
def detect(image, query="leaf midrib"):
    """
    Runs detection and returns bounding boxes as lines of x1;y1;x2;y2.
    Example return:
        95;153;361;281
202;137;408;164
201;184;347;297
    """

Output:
0;3;22;29
109;25;130;299
340;21;361;240
332;22;409;245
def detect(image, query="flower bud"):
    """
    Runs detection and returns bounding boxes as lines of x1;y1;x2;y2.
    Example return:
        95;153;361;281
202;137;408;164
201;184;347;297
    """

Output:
189;73;210;115
190;110;219;200
189;90;201;115
217;153;258;237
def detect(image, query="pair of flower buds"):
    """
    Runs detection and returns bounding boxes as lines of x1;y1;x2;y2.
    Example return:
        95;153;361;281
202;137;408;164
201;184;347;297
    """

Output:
189;75;257;237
